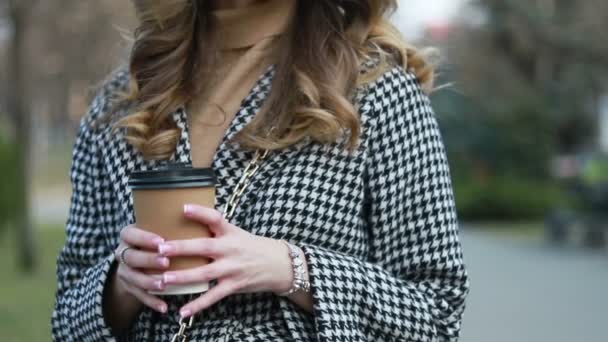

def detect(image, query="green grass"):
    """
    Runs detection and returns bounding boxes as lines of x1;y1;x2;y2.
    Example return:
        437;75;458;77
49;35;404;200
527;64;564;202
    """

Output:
0;225;66;342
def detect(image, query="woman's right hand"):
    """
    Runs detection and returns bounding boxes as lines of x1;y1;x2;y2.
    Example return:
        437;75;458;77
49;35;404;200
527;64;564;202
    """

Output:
112;224;170;313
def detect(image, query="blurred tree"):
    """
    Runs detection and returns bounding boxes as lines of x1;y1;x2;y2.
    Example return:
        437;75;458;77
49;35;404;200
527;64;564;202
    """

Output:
432;0;608;220
0;1;134;271
451;0;608;156
24;0;134;142
7;0;35;272
0;136;18;236
1;1;133;146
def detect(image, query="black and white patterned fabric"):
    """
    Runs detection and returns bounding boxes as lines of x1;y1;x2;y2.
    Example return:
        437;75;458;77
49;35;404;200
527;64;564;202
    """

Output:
51;60;470;341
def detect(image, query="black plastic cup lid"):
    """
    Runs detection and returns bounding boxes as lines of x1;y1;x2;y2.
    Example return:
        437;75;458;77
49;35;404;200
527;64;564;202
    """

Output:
128;162;216;190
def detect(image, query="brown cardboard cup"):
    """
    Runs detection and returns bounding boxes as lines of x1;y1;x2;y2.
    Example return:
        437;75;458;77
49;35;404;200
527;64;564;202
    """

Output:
128;163;216;295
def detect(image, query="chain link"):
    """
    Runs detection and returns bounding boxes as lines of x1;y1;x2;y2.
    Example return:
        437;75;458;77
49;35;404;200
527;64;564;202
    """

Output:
169;147;270;342
170;314;194;342
223;149;269;220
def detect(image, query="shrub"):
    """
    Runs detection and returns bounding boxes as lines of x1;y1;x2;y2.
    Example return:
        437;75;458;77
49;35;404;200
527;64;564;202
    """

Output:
453;175;570;222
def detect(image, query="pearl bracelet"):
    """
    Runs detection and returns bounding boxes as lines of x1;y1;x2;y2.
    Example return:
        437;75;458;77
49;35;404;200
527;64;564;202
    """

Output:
278;240;310;297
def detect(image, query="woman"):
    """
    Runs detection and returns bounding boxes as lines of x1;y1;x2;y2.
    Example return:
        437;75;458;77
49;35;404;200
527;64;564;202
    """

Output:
52;0;470;341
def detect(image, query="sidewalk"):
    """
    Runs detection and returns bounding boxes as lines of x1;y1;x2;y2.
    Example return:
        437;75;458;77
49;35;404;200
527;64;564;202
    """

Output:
460;228;608;342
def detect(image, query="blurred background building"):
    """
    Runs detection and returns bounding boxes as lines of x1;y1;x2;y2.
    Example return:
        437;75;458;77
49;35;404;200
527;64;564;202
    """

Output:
0;0;606;341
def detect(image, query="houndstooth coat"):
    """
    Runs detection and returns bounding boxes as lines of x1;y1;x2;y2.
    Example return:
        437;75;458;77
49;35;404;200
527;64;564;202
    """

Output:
51;61;470;341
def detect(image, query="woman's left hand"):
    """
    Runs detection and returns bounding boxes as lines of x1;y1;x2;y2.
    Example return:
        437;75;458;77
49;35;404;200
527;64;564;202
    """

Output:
157;204;294;318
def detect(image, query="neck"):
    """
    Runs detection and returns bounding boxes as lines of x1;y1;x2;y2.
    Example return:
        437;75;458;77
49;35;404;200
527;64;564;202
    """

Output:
209;0;262;10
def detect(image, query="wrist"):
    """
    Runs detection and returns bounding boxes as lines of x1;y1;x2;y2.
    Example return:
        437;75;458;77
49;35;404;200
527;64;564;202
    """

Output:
103;260;143;336
268;238;294;295
107;261;139;306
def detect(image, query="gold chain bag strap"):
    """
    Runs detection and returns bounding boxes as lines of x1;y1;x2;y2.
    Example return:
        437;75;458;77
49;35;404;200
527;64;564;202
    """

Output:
170;148;271;342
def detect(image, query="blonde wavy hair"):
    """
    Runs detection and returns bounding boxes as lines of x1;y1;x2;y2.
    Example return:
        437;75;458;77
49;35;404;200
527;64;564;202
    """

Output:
112;0;435;161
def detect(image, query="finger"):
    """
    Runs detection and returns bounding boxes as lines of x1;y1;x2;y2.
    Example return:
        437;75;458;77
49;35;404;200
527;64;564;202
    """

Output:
117;263;165;292
158;237;223;258
123;248;170;270
183;204;228;235
123;282;168;314
179;280;241;318
162;260;233;285
120;224;165;250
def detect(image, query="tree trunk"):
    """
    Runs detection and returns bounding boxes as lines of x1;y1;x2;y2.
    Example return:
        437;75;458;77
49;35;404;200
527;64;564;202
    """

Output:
8;0;35;272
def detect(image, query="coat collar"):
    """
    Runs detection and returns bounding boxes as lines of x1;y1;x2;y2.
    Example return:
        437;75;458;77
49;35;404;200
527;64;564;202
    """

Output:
168;63;277;167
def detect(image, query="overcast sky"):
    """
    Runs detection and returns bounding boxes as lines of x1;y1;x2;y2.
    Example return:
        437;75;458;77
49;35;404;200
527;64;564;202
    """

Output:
392;0;466;38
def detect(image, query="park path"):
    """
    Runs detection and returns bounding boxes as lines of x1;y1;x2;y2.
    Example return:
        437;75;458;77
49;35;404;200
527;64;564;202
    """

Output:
459;229;608;342
32;186;70;226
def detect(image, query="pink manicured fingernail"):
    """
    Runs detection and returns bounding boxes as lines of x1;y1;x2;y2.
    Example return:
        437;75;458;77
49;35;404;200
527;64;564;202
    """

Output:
158;303;167;313
155;280;164;290
180;309;192;318
157;257;170;268
184;204;193;214
163;273;177;283
158;243;173;255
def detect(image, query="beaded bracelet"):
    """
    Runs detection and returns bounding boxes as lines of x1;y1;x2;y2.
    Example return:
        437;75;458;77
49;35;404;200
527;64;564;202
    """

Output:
278;240;311;296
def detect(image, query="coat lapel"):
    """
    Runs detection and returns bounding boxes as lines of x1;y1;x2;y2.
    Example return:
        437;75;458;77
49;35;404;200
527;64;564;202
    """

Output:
168;64;276;167
168;108;192;165
167;64;278;224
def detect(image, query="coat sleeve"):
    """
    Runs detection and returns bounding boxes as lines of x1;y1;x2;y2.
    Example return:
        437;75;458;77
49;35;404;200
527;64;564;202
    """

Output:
299;67;470;341
51;90;119;342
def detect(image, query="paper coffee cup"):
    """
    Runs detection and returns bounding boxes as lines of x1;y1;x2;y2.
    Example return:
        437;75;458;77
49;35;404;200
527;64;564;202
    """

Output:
128;162;216;295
